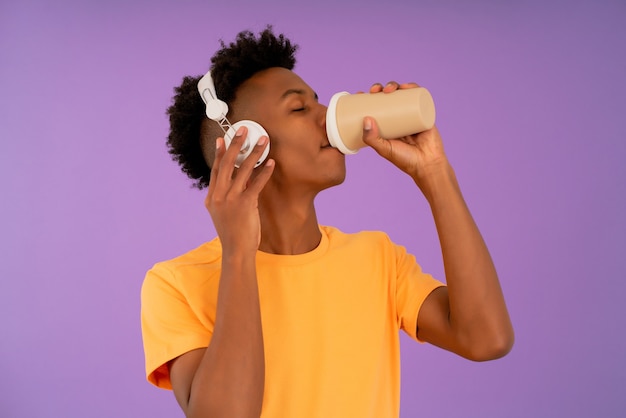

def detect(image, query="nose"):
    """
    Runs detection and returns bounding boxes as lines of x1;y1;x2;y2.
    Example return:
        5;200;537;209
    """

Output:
317;101;328;130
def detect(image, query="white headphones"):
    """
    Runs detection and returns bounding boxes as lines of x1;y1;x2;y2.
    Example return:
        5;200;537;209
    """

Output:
197;71;270;168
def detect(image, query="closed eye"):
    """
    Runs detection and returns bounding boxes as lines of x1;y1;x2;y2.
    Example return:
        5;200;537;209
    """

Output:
292;107;306;112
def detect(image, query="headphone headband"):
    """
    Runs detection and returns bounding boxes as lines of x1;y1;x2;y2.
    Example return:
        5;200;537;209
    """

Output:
198;71;230;126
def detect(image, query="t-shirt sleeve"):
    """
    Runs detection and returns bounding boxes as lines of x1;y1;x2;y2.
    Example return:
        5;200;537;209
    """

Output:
140;263;212;389
393;242;446;342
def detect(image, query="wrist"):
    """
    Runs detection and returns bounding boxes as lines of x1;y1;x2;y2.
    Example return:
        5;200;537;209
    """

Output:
221;249;257;266
413;160;460;204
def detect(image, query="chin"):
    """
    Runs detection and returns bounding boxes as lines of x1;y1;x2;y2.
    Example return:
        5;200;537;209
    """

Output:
322;164;346;189
327;175;346;189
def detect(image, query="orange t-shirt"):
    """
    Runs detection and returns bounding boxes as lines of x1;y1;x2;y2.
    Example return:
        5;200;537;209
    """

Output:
141;226;444;417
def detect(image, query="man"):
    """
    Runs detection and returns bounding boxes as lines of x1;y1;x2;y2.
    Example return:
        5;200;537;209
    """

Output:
141;27;514;418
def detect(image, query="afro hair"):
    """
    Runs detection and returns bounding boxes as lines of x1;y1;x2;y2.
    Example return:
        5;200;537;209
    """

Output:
165;26;298;189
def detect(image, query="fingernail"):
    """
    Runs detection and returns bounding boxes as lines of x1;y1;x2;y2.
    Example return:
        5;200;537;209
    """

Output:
364;118;372;131
236;126;245;136
215;138;221;149
257;136;267;146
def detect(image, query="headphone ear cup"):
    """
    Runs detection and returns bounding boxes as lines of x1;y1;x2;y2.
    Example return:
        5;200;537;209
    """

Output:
224;120;270;168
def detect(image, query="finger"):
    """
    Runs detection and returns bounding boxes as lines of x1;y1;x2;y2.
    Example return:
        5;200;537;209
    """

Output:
245;158;275;196
211;126;247;199
399;82;420;89
369;83;383;94
232;135;270;190
382;81;399;93
220;125;248;175
207;136;225;198
361;116;392;159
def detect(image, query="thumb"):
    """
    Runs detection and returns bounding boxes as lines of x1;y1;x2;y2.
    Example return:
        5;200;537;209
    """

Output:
362;117;391;158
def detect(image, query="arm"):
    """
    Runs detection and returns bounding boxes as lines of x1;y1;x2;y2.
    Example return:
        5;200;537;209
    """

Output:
363;82;514;361
169;127;275;417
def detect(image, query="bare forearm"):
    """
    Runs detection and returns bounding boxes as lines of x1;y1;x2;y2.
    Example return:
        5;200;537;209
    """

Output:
188;253;264;418
419;162;514;359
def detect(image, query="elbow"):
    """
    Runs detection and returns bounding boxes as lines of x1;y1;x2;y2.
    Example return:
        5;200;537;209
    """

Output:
465;328;515;362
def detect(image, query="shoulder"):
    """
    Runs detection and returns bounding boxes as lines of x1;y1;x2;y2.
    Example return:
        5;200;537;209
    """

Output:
142;238;223;294
321;225;392;243
321;225;396;250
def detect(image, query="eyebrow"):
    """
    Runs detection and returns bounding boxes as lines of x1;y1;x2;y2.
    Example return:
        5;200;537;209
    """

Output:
280;88;319;101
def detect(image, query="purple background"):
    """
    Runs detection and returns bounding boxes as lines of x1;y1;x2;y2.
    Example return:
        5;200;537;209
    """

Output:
2;0;625;417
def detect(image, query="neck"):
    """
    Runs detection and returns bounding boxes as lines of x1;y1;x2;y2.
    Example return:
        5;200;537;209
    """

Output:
258;194;321;255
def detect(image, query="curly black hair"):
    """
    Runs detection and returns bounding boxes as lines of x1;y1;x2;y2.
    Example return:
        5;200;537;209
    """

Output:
165;26;299;189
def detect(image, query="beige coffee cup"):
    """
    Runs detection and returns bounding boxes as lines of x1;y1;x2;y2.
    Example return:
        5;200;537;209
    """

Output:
326;88;436;154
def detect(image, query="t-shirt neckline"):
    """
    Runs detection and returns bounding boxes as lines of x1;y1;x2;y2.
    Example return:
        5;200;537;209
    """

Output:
255;226;330;266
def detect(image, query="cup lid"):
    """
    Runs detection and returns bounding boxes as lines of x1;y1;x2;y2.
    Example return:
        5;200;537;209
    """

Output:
326;91;358;154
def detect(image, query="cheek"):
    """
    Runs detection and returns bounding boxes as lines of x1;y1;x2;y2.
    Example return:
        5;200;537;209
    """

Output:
267;130;317;160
